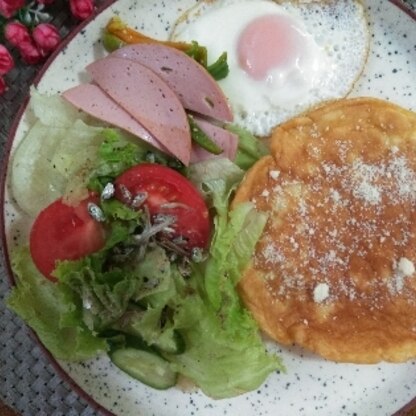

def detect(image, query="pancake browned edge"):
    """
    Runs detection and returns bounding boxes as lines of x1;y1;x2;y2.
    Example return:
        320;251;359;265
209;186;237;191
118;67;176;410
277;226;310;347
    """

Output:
232;97;416;363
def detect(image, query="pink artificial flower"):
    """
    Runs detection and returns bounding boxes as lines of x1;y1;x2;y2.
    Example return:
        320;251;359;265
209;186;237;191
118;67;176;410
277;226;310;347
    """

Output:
0;0;25;18
0;76;6;95
4;21;31;47
18;40;43;65
32;23;61;54
69;0;94;20
0;44;15;75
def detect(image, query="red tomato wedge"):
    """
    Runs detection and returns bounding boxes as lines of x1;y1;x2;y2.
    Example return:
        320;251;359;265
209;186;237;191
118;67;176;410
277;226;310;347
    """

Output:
114;163;211;250
30;194;106;281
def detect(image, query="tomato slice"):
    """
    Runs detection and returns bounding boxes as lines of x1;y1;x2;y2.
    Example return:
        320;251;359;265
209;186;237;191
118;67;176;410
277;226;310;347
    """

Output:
30;194;106;281
114;163;211;250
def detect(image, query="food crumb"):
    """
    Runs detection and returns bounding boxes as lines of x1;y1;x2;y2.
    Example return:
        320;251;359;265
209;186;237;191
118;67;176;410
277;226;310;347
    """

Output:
397;257;415;277
269;170;280;180
313;282;330;303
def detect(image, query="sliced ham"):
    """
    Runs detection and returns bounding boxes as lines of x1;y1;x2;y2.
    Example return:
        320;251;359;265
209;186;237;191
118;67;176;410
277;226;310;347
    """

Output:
190;116;238;163
62;84;169;153
111;43;233;122
87;57;191;165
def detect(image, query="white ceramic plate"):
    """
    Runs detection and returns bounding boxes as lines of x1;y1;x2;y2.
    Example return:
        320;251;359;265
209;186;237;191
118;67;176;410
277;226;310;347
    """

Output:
2;1;416;415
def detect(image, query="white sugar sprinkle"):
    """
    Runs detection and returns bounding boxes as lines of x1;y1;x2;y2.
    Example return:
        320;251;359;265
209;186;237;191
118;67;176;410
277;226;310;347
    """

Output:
262;243;285;265
353;181;381;205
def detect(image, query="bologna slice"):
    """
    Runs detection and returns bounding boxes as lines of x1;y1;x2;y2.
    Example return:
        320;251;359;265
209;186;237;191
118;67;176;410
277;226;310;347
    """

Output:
111;43;233;122
62;84;169;154
87;57;191;165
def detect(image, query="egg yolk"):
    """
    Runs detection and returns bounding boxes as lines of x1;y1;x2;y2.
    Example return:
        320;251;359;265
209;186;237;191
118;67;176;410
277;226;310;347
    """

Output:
237;14;306;80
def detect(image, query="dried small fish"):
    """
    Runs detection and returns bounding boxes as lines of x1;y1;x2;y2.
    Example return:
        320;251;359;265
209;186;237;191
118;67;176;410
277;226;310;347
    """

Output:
158;238;189;257
133;215;175;244
101;182;115;200
110;245;136;263
178;257;192;277
191;247;206;263
172;236;188;246
160;202;190;210
118;184;132;204
88;202;106;222
131;192;148;208
153;213;176;226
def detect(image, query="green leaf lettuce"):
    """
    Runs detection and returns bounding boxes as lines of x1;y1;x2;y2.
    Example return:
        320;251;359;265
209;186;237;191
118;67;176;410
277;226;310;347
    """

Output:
7;248;108;361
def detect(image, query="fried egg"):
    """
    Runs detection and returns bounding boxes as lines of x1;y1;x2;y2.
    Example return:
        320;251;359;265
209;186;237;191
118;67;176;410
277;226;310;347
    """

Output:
171;0;369;136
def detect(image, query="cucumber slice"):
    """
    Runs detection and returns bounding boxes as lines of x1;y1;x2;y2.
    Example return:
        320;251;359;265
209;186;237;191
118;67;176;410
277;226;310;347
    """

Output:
110;348;177;390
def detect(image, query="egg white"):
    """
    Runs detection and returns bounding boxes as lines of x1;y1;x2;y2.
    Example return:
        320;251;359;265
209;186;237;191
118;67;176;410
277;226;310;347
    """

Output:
171;0;369;136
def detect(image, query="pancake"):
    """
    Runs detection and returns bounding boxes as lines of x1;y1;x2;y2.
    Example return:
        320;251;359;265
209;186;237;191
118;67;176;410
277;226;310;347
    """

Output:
233;97;416;363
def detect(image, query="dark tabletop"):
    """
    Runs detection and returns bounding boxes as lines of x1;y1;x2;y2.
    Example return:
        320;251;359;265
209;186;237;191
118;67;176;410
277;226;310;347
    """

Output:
0;2;107;414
